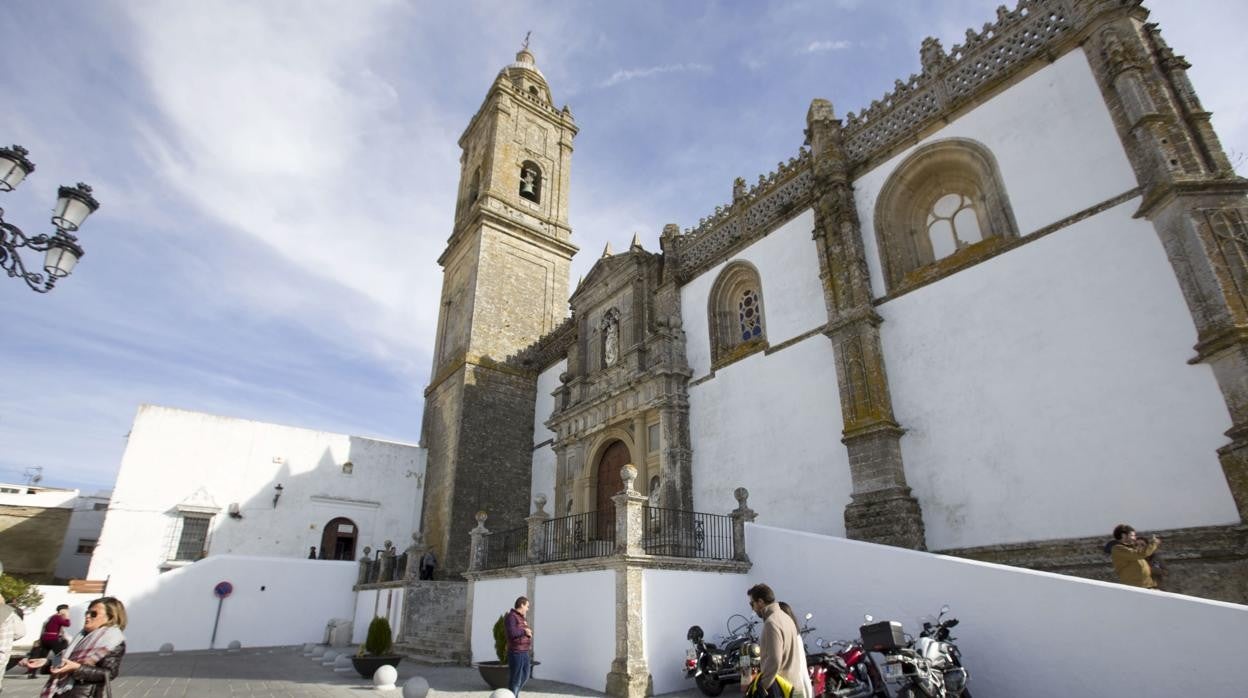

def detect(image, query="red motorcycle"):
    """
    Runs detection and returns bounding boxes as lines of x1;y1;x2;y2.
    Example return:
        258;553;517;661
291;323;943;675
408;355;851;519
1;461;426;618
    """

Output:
808;636;886;698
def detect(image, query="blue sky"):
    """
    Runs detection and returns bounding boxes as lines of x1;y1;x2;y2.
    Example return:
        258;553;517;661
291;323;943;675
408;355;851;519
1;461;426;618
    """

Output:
2;0;1245;493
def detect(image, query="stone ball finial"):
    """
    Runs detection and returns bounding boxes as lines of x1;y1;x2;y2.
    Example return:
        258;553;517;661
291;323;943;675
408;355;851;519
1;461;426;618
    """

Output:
363;546;372;556
734;487;750;505
384;539;394;550
476;510;488;523
534;493;548;514
621;464;638;492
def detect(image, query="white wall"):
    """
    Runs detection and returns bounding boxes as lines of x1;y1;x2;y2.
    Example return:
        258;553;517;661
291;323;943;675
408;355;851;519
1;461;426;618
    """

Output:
0;486;77;509
643;569;749;695
352;587;404;645
855;50;1139;299
689;336;852;536
878;199;1237;549
89;405;424;597
743;523;1248;698
53;492;109;581
534;570;615;690
111;554;356;652
8;586;98;652
470;577;528;663
531;360;566;514
682;208;824;381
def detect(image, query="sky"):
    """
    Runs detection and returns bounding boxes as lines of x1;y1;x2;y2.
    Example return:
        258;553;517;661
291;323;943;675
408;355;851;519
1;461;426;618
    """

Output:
1;0;1245;493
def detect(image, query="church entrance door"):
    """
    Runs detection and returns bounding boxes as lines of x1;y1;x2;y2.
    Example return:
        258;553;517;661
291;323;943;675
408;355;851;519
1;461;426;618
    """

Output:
320;517;357;560
596;440;630;538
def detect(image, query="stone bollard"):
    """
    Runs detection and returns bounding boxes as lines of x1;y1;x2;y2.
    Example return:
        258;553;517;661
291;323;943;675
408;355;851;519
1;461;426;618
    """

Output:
468;511;490;571
730;487;757;563
302;643;317;656
227;640;242;653
373;664;398;690
488;690;515;698
402;676;430;698
333;654;354;673
321;649;340;666
158;643;174;656
311;645;328;658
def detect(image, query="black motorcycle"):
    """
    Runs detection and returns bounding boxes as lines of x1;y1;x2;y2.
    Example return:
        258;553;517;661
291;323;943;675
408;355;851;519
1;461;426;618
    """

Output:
684;613;759;696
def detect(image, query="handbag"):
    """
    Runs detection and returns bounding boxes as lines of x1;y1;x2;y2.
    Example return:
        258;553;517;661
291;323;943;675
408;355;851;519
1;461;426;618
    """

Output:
744;673;795;698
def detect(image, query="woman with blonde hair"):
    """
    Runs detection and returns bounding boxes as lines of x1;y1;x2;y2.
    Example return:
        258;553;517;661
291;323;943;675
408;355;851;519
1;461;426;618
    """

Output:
20;596;127;698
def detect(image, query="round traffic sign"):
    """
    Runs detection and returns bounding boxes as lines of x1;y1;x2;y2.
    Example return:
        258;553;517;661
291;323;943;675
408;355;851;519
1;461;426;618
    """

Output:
213;581;233;598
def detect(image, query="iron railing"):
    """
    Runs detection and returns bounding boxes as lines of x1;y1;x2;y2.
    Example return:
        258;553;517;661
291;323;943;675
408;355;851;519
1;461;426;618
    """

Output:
642;506;734;560
482;526;530;570
359;550;408;584
533;511;615;563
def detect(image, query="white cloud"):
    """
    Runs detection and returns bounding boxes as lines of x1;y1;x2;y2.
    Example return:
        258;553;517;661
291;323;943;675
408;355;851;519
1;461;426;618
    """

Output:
599;63;711;88
803;39;853;54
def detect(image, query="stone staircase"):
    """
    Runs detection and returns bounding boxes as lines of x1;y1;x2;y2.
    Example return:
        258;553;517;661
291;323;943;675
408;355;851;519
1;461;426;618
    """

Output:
395;581;471;663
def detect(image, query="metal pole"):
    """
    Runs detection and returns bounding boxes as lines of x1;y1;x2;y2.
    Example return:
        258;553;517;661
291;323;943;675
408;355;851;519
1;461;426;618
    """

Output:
209;597;224;649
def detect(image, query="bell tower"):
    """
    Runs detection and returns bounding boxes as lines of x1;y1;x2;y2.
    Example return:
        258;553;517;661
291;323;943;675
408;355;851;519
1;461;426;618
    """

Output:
421;45;578;577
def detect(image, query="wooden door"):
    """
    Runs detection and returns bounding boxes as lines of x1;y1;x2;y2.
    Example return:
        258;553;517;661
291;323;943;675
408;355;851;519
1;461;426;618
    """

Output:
596;441;630;537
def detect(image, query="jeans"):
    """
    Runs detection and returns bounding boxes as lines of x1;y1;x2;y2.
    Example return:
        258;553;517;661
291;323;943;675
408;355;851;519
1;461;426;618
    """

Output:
507;650;531;697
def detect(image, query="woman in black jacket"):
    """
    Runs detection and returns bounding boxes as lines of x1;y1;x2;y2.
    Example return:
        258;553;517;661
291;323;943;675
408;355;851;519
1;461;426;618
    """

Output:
20;597;126;698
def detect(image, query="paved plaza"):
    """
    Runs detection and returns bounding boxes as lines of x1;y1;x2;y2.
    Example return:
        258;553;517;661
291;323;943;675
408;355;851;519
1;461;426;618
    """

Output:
1;647;700;698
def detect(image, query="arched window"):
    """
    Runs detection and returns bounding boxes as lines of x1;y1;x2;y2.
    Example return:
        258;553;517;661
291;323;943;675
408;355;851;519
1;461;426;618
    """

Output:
874;139;1018;293
519;161;542;203
601;308;621;368
708;261;767;366
467;167;480;205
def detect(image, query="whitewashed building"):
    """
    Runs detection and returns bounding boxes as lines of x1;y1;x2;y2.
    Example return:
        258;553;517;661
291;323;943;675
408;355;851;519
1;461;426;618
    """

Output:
52;490;110;581
87;405;424;601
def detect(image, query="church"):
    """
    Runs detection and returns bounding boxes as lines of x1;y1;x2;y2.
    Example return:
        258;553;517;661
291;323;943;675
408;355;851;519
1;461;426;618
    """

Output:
418;0;1248;603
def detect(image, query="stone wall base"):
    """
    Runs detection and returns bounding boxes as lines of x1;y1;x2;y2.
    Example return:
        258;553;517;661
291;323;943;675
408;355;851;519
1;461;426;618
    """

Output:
398;580;471;662
940;524;1248;605
605;659;654;698
844;487;926;550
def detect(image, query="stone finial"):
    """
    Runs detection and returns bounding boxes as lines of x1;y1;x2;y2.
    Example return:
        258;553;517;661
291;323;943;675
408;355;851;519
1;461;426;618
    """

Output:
363;545;372;556
733;176;747;203
919;36;947;73
602;242;614;258
661;223;680;238
620;464;638;493
474;510;488;529
534;493;549;516
630;232;644;251
806;98;836;125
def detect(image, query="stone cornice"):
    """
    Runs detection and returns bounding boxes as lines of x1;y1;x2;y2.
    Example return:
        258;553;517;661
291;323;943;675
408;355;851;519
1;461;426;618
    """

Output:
462;554;750;581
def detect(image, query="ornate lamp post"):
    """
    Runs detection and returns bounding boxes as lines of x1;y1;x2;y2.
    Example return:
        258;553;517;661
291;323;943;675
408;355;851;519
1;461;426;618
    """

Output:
0;144;100;293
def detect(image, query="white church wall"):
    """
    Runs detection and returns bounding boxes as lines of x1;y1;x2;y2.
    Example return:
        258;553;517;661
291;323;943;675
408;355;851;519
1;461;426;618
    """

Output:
683;208;823;381
643;569;749;695
689;336;852;536
88;405;424;600
534;570;615;691
352;586;405;645
855;49;1140;298
112;554;357;652
531;360;566;513
470;576;527;663
880;199;1237;550
742;523;1248;698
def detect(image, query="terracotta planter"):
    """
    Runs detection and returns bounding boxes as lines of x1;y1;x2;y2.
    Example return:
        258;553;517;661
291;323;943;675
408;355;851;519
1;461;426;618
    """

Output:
351;654;402;678
475;660;541;689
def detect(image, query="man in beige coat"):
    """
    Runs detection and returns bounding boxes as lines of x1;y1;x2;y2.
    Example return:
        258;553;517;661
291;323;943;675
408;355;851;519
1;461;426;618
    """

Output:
747;583;805;698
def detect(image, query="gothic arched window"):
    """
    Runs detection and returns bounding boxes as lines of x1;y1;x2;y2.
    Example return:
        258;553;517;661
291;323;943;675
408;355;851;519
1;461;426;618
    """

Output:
520;161;542;204
874;138;1018;293
708;261;767;367
601;308;621;368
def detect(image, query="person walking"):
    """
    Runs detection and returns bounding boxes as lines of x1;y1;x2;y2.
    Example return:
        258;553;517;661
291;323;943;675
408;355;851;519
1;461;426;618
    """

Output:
0;594;28;693
418;550;437;581
1109;524;1162;589
504;596;533;698
20;596;127;698
746;584;804;698
26;605;72;678
777;602;813;698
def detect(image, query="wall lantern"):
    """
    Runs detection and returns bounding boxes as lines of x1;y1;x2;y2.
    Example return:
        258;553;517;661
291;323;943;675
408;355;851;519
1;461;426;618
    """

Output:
272;483;284;508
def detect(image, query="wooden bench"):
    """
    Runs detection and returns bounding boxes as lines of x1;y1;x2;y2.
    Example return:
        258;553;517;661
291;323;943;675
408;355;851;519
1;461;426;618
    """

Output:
67;578;108;594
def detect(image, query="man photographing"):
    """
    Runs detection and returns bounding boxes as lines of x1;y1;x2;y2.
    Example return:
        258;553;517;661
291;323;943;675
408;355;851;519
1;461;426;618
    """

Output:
1110;524;1162;589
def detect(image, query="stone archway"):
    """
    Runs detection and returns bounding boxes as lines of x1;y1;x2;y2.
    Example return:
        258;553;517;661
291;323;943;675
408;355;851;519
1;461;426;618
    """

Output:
596;440;630;537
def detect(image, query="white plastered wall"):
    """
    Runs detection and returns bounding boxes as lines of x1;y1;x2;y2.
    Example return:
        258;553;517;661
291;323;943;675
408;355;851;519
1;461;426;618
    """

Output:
683;209;852;533
470;577;527;663
531;360;566;513
643;569;749;695
88;405;425;599
534;570;615;691
850;49;1237;548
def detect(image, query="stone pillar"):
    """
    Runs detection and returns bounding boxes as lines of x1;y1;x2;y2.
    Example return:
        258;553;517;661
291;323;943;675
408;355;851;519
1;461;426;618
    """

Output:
404;532;423;580
806;98;927;549
468;511;490;572
613;465;647;556
1080;6;1248;522
605;566;652;698
527;495;551;563
357;546;372;585
730;487;757;563
378;540;395;581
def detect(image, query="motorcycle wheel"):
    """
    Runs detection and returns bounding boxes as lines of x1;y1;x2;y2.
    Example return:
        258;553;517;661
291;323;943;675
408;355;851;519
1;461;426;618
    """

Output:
895;687;920;698
695;673;725;697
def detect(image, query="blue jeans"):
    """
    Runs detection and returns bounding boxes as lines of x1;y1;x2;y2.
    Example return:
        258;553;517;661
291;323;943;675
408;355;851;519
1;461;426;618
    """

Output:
507;650;531;697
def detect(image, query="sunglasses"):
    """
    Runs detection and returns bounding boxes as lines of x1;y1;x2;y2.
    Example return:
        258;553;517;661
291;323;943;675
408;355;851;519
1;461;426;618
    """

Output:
86;611;102;618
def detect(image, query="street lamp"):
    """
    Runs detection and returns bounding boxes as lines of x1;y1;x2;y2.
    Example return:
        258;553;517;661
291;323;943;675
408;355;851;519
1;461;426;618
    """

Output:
0;144;100;293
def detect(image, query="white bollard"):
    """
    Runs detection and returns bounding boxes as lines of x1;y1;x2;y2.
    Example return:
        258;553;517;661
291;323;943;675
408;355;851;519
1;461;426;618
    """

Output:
321;649;339;665
227;640;242;653
158;643;174;656
311;645;328;658
402;676;429;698
488;689;515;698
334;654;354;673
302;643;316;655
373;664;398;690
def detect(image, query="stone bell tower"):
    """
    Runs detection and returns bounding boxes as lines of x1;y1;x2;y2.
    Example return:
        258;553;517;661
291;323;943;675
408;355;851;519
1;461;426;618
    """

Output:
420;44;578;577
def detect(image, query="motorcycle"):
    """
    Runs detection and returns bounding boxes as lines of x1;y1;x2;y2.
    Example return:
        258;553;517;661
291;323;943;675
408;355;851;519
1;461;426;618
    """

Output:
871;606;971;698
685;613;760;696
808;635;886;698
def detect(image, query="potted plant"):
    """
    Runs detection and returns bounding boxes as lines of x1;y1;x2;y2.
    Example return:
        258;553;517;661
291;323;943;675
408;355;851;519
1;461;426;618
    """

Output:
351;616;402;678
476;613;538;689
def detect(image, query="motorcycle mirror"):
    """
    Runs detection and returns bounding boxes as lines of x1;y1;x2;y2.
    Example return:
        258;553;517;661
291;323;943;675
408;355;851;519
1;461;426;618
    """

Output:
864;614;873;623
815;637;824;647
946;619;959;628
940;604;950;616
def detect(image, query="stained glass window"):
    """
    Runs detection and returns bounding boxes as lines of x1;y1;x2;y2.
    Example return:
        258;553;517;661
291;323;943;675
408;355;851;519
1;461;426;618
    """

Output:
738;288;762;341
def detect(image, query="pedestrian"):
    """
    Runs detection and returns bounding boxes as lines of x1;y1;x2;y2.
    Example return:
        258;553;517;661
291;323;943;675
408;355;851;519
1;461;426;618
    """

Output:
745;584;804;698
0;593;28;693
418;549;437;580
308;546;317;559
504;596;533;698
1108;523;1162;589
777;602;813;698
27;605;72;678
20;596;127;698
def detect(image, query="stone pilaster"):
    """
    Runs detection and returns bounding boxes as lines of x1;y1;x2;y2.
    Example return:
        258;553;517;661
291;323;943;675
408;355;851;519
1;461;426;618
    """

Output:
806;98;926;549
467;511;489;572
1080;5;1248;521
527;495;551;563
730;487;757;563
605;564;652;698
